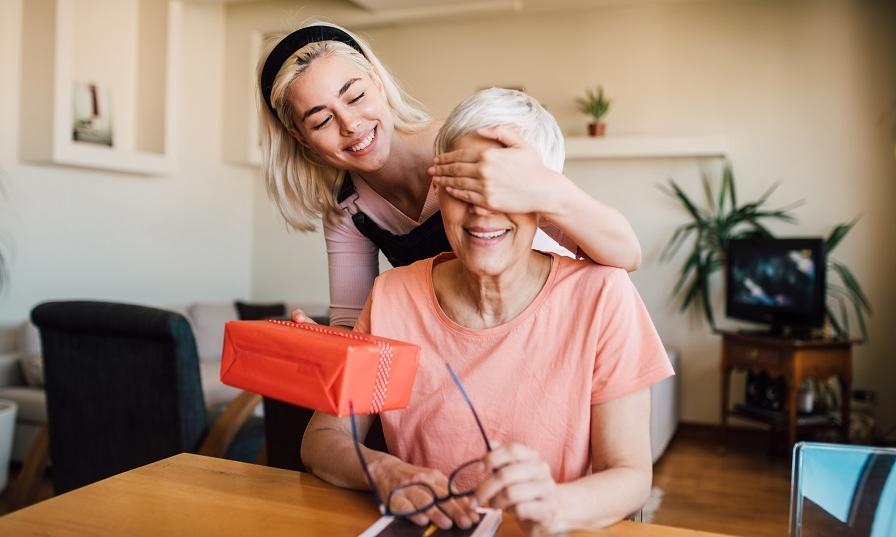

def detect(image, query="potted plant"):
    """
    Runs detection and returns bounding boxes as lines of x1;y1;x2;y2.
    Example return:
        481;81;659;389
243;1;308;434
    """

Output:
660;164;871;340
576;86;611;137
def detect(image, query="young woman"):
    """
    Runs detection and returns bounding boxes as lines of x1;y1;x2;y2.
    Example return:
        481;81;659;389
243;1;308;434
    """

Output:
301;88;672;532
258;22;642;328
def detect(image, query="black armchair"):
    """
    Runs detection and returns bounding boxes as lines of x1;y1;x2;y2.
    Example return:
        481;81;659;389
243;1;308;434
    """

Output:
9;301;263;509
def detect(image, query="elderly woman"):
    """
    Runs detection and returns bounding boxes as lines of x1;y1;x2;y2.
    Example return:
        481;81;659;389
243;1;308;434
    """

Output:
301;88;673;533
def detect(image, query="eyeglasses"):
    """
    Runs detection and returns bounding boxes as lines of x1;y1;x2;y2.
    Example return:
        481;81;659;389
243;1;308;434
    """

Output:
350;362;492;518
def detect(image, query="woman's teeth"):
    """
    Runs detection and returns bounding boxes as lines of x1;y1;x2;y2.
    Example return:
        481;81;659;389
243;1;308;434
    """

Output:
467;229;509;239
347;128;376;152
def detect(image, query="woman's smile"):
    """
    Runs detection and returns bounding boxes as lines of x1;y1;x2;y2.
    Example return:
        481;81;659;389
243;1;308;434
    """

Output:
464;226;512;247
343;125;378;156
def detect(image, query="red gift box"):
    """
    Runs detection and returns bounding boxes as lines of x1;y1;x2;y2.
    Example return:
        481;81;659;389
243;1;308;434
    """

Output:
220;320;419;416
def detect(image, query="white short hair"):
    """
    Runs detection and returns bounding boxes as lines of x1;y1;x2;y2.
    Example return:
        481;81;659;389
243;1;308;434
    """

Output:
435;88;564;172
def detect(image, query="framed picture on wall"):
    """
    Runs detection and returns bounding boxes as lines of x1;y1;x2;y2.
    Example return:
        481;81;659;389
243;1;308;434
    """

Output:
72;81;113;146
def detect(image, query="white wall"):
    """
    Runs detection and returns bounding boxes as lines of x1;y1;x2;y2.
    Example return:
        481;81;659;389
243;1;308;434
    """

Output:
236;0;896;429
0;1;257;346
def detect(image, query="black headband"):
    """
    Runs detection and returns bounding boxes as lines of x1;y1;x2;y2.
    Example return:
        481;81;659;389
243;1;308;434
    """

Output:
261;26;366;117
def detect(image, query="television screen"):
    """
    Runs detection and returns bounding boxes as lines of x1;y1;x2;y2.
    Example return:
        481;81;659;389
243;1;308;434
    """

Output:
725;238;826;330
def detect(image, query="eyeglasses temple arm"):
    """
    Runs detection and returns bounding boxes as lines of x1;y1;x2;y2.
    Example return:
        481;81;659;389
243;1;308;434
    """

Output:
445;363;492;452
349;402;387;511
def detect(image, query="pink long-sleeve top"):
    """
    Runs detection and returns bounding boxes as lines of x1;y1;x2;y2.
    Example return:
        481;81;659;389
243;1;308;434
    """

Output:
324;176;577;328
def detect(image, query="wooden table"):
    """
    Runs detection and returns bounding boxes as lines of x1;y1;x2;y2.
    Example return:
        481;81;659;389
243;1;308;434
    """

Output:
0;453;733;536
719;330;853;448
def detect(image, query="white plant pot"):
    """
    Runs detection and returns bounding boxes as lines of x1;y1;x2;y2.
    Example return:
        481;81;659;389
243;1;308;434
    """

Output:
0;399;17;492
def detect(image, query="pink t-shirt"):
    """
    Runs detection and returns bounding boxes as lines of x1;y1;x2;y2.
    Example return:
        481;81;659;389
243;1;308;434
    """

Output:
354;252;673;484
324;176;576;327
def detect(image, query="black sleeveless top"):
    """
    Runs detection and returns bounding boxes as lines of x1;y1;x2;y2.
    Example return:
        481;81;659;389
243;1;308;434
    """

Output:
337;178;452;268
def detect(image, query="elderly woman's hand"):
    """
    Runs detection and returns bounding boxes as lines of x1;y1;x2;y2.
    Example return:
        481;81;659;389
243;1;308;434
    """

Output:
428;126;571;216
474;442;564;530
371;458;480;530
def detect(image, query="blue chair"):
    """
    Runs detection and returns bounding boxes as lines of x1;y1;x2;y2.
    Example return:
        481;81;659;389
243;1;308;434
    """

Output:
10;301;264;509
790;442;896;536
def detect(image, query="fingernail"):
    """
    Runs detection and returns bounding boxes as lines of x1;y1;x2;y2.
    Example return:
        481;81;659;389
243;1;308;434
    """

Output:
469;498;478;509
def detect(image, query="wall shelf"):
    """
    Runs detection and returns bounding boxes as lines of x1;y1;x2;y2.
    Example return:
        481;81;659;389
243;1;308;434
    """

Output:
565;135;729;160
231;132;731;168
19;0;181;175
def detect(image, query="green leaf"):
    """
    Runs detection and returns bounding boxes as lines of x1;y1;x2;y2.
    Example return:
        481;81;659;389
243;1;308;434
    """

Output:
837;296;850;337
717;167;729;216
702;173;715;214
855;302;868;342
746;222;775;238
662;223;698;261
665;179;706;225
831;282;869;342
756;180;781;204
826;283;850;299
752;209;800;223
699;252;716;328
679;249;707;311
831;261;872;313
845;292;869;342
673;249;701;295
680;277;701;311
724;164;737;211
825;217;860;253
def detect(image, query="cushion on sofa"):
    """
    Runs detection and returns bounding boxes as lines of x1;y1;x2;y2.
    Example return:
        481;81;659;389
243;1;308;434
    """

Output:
235;301;286;321
187;303;239;362
21;321;41;356
19;354;44;387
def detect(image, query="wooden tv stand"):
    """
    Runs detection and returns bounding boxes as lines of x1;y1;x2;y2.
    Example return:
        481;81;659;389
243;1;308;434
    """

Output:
719;330;853;448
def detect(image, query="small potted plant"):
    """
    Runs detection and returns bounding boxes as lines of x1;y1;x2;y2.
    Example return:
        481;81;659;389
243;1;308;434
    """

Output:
576;86;611;137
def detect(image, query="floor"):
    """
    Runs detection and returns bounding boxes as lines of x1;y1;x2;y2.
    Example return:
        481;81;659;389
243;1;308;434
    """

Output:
651;424;792;537
1;425;794;535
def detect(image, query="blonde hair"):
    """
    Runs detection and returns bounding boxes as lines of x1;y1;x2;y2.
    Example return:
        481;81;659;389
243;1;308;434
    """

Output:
257;22;431;231
434;88;565;172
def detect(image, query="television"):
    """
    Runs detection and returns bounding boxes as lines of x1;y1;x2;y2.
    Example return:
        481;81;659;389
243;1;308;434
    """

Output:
725;238;826;336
